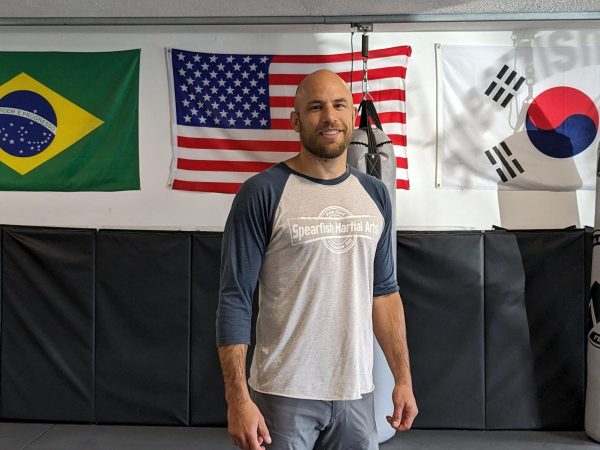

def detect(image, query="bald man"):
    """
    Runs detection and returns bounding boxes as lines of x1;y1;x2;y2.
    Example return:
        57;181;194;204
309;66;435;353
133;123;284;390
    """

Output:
216;70;417;450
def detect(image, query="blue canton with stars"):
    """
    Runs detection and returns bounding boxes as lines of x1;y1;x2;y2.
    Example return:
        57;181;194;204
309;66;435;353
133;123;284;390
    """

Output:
171;49;273;129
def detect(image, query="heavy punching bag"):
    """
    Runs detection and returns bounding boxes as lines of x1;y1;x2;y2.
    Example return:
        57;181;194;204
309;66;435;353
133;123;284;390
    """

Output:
347;98;398;444
586;144;600;442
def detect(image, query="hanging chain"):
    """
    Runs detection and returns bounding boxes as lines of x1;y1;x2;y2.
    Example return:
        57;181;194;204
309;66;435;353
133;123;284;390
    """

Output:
361;30;370;101
350;23;373;103
362;52;369;99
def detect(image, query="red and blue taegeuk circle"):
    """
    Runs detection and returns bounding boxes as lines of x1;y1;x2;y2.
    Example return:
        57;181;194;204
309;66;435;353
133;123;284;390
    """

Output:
526;86;599;158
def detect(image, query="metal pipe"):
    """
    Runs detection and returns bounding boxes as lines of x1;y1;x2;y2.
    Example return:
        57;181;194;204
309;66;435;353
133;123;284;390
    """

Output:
1;12;600;27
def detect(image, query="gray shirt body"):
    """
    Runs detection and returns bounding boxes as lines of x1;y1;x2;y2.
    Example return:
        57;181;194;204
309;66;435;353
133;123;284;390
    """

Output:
217;162;398;400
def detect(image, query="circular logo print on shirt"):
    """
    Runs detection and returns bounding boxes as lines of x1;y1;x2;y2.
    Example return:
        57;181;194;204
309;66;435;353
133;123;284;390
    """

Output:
320;206;358;254
525;86;598;159
0;90;57;157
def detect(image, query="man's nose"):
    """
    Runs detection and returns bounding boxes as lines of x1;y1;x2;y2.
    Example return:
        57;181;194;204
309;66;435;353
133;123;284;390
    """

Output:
321;103;337;123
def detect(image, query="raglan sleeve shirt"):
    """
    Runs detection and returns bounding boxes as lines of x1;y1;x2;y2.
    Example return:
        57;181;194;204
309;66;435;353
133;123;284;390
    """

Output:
216;164;400;399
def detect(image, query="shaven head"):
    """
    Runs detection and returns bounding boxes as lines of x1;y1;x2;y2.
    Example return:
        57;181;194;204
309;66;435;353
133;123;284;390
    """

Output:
294;70;352;111
290;70;356;160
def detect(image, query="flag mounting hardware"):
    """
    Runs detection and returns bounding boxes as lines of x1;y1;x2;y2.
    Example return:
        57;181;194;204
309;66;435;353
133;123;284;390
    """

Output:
350;23;373;33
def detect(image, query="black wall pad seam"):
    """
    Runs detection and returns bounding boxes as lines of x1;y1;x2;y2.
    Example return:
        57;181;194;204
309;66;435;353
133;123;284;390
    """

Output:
92;229;97;425
583;228;593;397
187;234;193;428
480;231;487;429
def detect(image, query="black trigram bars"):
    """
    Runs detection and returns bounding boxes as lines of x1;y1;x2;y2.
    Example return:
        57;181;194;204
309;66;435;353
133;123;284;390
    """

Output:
594;230;600;248
484;141;525;183
484;64;526;108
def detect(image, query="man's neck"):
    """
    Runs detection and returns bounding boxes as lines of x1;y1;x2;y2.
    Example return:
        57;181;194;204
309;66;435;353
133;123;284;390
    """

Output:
285;149;347;180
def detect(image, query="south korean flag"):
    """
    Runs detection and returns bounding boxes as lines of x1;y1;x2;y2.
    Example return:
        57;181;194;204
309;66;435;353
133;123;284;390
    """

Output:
439;45;600;191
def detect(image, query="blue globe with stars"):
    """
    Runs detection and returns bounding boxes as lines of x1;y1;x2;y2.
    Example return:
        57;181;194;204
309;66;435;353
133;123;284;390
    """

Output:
0;90;57;157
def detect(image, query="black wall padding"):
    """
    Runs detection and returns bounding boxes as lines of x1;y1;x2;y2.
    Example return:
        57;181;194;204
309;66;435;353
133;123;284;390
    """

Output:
484;232;538;429
95;230;191;425
0;226;591;429
1;226;94;422
190;232;226;426
190;232;259;426
396;232;485;429
485;230;586;430
0;226;2;416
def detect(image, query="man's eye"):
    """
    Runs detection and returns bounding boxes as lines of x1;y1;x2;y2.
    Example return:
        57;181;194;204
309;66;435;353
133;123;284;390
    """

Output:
335;103;347;109
309;105;321;110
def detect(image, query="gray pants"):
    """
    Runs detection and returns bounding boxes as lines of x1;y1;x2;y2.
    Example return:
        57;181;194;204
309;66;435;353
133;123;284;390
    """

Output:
250;389;378;450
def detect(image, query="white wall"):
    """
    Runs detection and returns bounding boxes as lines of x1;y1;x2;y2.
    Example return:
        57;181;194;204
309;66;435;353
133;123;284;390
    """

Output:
0;23;596;230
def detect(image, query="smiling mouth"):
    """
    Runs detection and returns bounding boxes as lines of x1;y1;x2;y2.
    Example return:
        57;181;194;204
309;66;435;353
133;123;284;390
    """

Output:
320;129;341;135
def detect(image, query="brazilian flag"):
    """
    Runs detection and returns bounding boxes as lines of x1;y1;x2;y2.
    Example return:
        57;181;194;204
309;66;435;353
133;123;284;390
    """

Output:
0;50;140;191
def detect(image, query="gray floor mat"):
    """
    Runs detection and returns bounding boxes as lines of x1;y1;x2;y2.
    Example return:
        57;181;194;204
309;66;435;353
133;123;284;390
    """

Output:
1;423;594;450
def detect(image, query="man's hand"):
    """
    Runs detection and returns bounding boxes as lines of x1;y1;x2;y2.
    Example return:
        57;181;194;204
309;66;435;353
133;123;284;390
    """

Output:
227;398;272;450
373;292;418;431
218;345;272;449
386;383;418;431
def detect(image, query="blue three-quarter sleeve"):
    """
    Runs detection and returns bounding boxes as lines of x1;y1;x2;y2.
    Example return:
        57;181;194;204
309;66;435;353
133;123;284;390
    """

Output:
216;165;288;346
216;179;270;346
372;184;399;297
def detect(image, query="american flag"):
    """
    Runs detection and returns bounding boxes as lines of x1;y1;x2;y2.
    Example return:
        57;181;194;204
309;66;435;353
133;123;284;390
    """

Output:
167;46;411;194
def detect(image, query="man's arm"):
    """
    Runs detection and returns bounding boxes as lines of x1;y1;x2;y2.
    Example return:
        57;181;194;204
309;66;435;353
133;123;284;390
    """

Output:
372;291;418;431
218;344;271;450
216;173;286;448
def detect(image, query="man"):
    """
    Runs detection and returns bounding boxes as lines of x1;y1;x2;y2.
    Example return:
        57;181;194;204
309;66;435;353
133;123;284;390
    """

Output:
216;69;417;450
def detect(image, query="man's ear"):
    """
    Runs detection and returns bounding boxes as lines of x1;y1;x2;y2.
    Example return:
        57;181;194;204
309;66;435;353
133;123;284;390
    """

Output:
352;106;358;127
290;110;300;133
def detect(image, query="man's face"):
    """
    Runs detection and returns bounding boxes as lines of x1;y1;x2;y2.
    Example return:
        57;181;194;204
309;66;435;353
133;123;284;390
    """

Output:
291;73;356;160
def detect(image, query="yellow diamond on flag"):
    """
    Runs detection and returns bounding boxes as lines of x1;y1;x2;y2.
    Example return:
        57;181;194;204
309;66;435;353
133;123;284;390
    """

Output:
0;72;103;175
